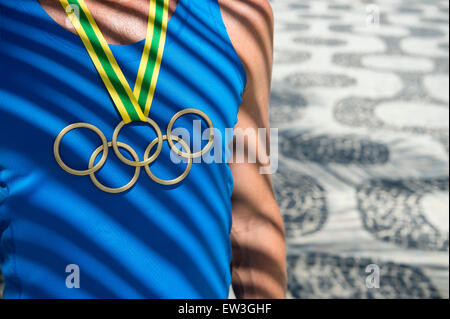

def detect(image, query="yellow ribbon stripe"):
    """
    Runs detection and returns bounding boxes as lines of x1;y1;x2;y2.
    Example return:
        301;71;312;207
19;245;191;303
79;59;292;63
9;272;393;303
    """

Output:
134;0;170;116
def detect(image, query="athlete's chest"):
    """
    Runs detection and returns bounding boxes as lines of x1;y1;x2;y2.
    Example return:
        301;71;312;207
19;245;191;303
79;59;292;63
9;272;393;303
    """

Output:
1;0;244;131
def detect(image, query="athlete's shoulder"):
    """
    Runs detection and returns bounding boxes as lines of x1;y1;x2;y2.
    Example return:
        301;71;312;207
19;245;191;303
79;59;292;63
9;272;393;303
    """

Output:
219;0;273;23
218;0;274;36
219;0;273;126
219;0;274;82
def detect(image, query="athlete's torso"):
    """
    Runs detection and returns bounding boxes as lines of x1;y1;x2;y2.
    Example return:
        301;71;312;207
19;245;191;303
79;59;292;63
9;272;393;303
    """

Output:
0;0;245;298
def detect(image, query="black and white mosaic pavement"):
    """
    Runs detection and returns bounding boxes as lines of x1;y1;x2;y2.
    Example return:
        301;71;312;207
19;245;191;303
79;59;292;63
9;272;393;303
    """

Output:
270;0;449;299
357;178;449;252
287;253;442;299
273;168;328;237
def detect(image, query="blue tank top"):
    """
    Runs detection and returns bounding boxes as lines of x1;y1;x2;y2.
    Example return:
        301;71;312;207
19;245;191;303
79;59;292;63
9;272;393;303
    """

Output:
0;0;245;298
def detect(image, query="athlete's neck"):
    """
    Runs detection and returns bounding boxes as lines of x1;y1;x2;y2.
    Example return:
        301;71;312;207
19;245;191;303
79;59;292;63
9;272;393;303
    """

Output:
38;0;178;45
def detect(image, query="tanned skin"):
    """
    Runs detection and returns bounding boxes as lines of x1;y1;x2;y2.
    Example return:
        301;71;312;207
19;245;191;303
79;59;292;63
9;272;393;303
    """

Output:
38;0;286;299
220;0;286;299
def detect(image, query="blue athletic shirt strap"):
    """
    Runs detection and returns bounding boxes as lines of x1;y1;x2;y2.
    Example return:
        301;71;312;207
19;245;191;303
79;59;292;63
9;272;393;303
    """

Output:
208;0;247;96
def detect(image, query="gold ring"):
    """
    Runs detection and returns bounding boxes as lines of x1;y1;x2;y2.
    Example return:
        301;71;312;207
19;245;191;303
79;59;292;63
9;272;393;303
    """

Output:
144;135;193;186
166;108;215;159
112;118;164;167
54;123;109;176
89;142;140;194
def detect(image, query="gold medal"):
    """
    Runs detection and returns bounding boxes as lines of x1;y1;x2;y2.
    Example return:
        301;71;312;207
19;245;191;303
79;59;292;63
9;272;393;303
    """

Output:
54;0;215;192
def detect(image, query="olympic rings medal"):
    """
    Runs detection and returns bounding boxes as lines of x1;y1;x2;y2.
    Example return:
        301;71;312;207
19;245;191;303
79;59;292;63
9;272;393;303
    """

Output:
89;142;140;194
166;108;215;159
112;118;164;167
144;135;193;186
54;123;109;176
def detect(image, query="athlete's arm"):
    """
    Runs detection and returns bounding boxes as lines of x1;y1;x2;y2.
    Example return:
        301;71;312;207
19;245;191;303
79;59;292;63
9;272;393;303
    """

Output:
221;0;287;299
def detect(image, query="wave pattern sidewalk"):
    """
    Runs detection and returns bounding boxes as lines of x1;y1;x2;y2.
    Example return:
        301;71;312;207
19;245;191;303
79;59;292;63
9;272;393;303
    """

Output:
270;0;449;299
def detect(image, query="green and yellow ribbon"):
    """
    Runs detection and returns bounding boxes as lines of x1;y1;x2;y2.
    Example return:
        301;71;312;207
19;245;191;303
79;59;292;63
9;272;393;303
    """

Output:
59;0;170;123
